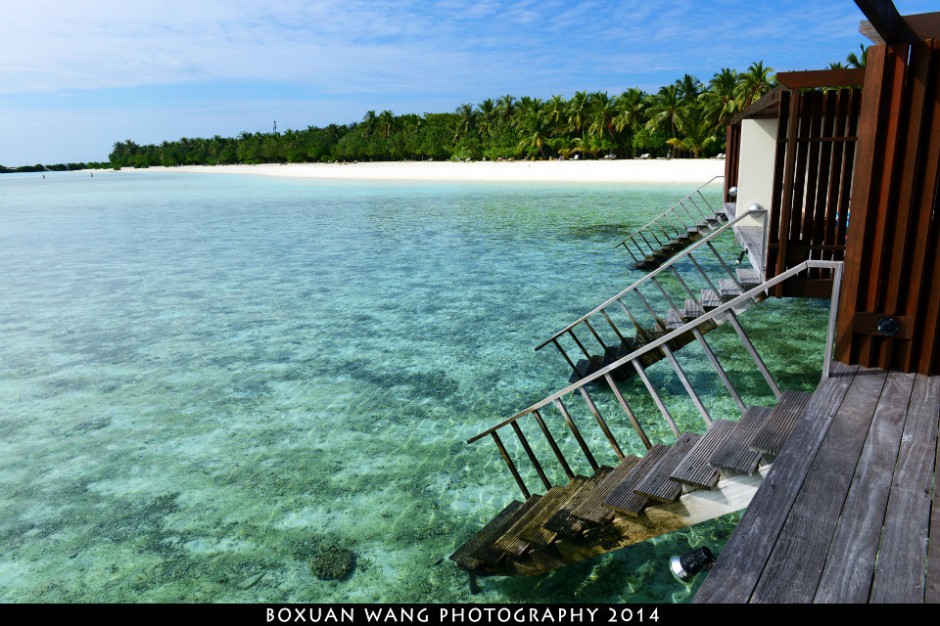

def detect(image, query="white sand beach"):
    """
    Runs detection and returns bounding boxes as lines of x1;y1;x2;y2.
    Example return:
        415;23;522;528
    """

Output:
166;159;725;184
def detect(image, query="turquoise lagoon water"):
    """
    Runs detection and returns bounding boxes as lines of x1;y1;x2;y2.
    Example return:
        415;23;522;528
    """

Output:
0;170;831;603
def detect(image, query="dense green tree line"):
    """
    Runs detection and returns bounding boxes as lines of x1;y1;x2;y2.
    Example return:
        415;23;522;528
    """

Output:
0;161;111;174
108;62;781;168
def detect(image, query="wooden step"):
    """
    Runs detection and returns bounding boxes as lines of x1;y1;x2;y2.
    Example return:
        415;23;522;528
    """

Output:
751;391;813;457
603;444;671;516
670;419;738;489
540;469;613;540
570;456;641;525
718;279;742;300
666;309;685;330
700;289;722;310
449;499;527;571
515;479;591;548
736;267;761;289
709;406;773;474
633;432;702;503
493;489;564;557
683;298;703;319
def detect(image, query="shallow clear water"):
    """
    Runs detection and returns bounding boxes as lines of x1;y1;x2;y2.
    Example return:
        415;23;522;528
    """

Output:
0;170;831;602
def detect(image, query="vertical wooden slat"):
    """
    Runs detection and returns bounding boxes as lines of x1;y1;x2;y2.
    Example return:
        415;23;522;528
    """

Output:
862;44;910;366
881;40;934;370
766;90;791;282
913;42;940;373
810;92;835;276
836;43;902;365
725;123;741;202
825;89;849;261
774;90;801;290
800;91;823;261
894;41;940;373
788;91;813;264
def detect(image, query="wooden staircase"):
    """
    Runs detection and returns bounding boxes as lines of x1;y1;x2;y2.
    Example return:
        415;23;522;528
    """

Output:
452;175;847;578
451;391;814;576
616;176;728;270
547;210;768;384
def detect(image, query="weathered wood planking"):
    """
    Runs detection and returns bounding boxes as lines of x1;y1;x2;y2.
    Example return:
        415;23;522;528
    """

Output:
633;432;701;503
493;492;556;557
570;455;640;525
749;368;887;603
751;391;813;457
517;479;588;548
542;468;612;537
813;371;915;603
869;373;939;603
694;362;859;603
708;406;772;474
671;419;736;489
450;500;524;571
603;444;669;516
927;379;940;603
836;41;940;374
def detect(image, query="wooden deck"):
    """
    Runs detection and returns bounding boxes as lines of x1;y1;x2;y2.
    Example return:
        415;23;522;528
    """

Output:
694;362;940;603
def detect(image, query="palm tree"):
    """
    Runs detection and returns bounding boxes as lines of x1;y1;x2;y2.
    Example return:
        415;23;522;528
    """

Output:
477;98;496;134
736;61;775;109
587;91;619;156
517;109;552;159
567;91;590;138
646;84;682;156
377;110;395;140
676;74;704;104
846;44;868;68
454;103;476;141
667;106;719;158
497;94;517;124
614;88;648;157
361;110;378;138
545;94;568;134
703;68;741;127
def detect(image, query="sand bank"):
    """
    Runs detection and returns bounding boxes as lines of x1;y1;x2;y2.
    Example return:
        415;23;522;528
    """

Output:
167;159;724;184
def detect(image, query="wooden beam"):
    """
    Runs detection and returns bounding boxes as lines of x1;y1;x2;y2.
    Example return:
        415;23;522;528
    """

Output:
855;0;917;44
731;85;785;125
861;12;940;44
777;69;866;89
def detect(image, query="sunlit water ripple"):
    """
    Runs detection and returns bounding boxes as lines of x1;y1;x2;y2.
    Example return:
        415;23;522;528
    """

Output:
0;170;830;602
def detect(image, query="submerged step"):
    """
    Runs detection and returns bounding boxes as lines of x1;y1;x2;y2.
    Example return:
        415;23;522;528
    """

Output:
570;456;641;525
517;479;588;548
450;498;532;571
542;468;613;538
493;490;562;557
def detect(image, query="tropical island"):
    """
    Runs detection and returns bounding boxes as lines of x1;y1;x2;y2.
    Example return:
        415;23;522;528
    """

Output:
1;47;867;175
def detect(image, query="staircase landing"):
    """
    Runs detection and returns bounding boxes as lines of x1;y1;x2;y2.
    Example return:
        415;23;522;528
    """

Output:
695;364;940;604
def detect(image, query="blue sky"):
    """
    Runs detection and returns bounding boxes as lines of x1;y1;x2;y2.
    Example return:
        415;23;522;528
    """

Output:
1;0;936;165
